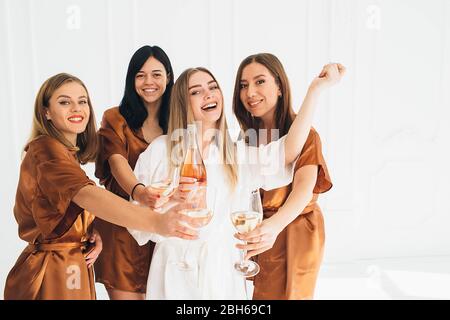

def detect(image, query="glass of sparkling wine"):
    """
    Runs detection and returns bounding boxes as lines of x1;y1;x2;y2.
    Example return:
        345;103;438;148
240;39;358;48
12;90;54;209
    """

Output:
148;165;180;200
176;186;215;271
230;189;263;277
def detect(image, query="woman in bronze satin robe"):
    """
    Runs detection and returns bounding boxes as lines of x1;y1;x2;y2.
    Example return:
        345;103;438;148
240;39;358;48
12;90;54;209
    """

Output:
4;73;197;300
233;54;343;299
94;45;175;299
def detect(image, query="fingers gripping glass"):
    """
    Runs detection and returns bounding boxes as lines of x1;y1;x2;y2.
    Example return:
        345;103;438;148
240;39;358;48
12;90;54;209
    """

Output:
148;164;180;199
230;189;263;278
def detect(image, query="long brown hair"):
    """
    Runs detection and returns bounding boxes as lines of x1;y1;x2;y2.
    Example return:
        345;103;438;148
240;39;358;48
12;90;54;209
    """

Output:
27;73;98;164
167;67;238;189
232;53;295;143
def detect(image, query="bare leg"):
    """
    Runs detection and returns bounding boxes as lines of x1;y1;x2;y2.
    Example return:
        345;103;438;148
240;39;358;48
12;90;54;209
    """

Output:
106;288;145;300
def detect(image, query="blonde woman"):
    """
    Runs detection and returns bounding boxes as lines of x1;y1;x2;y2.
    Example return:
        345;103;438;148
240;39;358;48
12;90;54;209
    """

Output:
128;64;343;299
4;73;197;300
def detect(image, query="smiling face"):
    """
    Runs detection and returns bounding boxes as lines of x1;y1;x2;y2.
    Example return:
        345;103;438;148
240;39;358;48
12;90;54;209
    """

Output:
45;81;90;145
188;71;223;127
239;62;281;120
135;56;168;107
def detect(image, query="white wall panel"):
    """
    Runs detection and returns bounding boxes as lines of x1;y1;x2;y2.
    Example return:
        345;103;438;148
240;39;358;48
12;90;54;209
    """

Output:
0;0;24;300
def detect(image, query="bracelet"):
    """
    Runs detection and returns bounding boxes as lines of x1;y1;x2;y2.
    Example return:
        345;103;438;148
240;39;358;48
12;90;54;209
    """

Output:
131;183;145;200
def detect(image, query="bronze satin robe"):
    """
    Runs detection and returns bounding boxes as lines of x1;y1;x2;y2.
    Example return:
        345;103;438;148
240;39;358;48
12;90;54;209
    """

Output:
4;136;96;300
253;128;332;300
93;107;153;293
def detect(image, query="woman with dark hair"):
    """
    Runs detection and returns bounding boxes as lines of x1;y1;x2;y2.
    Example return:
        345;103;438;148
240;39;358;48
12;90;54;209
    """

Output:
94;45;175;300
4;73;197;300
233;53;345;299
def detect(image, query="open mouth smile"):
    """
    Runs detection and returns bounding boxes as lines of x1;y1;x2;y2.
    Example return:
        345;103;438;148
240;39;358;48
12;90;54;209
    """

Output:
67;115;84;124
143;88;158;93
201;102;218;111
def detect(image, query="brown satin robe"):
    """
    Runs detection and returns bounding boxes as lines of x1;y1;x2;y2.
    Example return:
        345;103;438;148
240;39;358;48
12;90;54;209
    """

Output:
93;107;153;293
4;135;96;300
253;128;332;300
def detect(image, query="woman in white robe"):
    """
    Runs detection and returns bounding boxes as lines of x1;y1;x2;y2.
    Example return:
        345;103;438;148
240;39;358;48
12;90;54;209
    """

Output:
128;65;343;299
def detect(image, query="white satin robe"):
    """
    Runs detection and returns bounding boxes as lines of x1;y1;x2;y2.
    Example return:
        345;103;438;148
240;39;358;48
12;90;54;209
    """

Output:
128;135;294;300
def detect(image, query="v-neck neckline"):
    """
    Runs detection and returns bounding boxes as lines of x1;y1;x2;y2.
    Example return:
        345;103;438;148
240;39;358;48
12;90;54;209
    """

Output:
134;127;151;145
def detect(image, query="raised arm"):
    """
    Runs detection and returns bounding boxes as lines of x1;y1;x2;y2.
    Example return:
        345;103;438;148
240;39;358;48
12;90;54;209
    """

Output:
284;63;345;165
73;185;198;240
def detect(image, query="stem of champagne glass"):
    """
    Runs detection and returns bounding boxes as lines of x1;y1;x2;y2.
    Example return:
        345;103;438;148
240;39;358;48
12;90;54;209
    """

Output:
182;242;190;268
241;241;247;266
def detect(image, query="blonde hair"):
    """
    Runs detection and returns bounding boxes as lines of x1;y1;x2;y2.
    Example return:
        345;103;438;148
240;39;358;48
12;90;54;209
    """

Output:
167;67;238;189
27;73;98;164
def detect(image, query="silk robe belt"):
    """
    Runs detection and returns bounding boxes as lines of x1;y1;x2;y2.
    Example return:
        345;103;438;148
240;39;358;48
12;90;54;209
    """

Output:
27;241;88;252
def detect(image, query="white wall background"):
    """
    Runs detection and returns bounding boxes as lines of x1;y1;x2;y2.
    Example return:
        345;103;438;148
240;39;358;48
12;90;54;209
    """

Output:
1;0;449;299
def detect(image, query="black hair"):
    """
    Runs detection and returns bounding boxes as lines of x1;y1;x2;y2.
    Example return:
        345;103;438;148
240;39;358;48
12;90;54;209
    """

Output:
119;45;174;133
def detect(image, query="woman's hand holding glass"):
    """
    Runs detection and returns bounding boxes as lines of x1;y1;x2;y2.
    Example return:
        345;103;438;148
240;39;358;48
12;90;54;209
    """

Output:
133;185;171;209
135;165;180;211
230;189;264;277
172;177;202;202
178;186;212;227
154;202;200;240
235;215;285;260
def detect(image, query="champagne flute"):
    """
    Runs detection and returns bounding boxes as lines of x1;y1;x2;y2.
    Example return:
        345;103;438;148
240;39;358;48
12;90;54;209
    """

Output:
148;164;180;199
230;189;263;277
176;186;216;271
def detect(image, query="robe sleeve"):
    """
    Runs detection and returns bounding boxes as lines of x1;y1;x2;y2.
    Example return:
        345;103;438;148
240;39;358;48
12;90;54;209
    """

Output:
95;109;128;183
294;128;332;194
127;135;168;245
29;137;95;238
